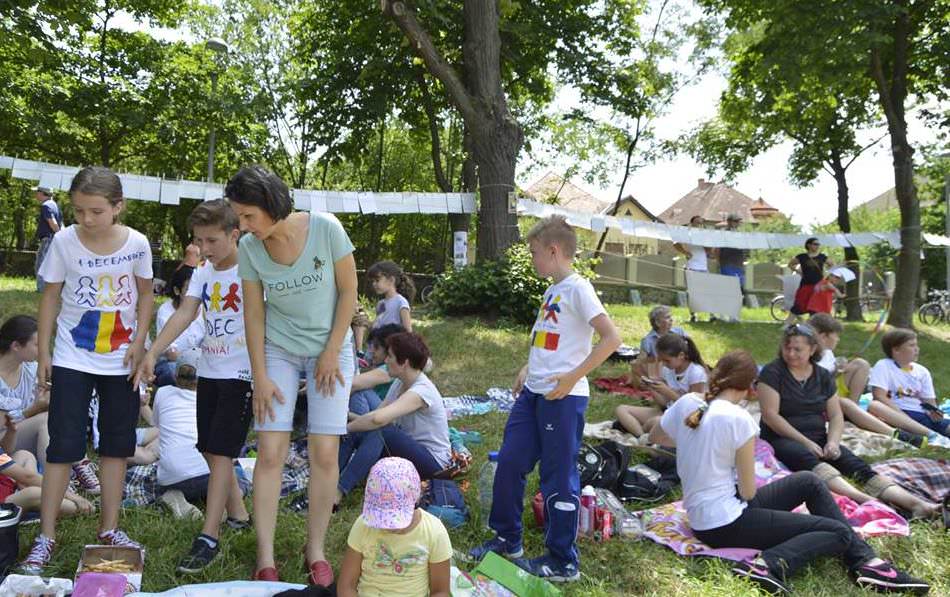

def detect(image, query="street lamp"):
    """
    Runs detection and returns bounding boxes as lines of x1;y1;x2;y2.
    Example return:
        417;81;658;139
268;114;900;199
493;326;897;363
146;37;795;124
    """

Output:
205;37;230;184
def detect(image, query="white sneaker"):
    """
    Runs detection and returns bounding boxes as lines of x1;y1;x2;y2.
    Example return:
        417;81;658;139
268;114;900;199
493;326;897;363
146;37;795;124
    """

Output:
160;490;203;521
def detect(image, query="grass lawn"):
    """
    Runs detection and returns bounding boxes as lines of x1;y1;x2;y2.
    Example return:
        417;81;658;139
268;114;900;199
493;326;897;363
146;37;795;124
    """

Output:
1;275;949;595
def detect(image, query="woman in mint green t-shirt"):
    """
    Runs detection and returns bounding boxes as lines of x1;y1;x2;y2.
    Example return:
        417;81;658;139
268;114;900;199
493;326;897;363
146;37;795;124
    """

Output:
227;165;357;586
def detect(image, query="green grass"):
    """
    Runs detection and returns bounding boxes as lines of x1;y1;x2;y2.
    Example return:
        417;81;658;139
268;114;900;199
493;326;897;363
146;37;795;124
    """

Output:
2;276;949;594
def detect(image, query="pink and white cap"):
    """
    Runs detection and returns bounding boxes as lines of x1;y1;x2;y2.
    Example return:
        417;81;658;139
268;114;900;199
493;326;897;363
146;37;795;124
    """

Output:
362;457;421;530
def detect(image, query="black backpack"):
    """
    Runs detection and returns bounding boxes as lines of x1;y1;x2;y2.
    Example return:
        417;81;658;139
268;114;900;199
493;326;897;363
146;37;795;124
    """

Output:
616;454;679;502
577;440;630;490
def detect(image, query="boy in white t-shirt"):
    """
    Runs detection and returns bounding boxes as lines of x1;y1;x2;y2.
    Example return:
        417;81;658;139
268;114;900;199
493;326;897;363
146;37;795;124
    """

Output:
468;216;621;582
809;314;933;446
135;199;253;573
869;328;949;438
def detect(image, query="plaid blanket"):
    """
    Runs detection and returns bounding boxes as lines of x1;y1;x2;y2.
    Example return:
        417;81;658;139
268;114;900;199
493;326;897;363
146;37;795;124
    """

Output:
871;457;950;503
123;462;252;507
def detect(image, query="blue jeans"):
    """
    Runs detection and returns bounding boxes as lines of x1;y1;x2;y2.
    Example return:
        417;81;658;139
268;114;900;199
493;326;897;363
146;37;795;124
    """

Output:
489;389;588;566
338;424;442;495
903;409;950;437
349;389;381;416
720;265;746;289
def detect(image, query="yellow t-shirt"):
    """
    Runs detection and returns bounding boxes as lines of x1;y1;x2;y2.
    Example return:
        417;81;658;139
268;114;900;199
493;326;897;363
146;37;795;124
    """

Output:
347;510;452;597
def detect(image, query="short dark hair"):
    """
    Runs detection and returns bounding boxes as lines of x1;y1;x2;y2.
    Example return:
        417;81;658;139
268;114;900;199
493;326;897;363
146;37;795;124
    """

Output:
386;332;431;370
0;315;37;353
881;328;916;359
807;313;842;336
224;165;293;221
805;237;820;248
189;198;239;233
367;323;406;349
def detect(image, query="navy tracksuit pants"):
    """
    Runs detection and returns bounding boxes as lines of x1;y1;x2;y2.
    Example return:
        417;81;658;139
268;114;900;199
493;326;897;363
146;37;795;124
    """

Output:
488;388;587;566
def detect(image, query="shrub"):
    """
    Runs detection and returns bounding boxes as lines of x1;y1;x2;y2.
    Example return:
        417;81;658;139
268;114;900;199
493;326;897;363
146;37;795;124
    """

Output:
429;244;598;325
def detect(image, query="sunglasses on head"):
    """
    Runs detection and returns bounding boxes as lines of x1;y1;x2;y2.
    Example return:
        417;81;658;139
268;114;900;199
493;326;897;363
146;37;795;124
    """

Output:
784;323;815;337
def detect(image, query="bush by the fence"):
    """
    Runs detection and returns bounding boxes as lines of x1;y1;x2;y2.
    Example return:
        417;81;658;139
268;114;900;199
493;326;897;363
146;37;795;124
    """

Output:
428;244;598;325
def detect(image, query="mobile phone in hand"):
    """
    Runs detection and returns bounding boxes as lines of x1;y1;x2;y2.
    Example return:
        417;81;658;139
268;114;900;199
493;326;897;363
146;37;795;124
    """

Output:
921;402;940;414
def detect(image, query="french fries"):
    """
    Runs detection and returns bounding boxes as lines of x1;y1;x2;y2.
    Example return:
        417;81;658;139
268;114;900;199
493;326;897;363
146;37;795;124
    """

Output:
82;558;135;573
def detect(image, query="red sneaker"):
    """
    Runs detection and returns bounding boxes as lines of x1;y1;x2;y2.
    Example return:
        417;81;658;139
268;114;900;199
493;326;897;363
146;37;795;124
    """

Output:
251;566;279;582
308;560;334;586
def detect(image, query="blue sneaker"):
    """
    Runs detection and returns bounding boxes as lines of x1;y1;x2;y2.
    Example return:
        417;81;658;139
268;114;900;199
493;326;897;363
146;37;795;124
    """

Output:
513;555;580;583
467;536;523;562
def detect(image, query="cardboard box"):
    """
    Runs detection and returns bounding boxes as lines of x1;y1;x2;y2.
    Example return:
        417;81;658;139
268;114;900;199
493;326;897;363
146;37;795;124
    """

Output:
75;545;144;594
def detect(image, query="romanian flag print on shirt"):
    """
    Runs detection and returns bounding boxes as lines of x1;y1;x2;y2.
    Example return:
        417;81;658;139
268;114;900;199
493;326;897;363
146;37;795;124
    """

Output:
70;310;133;353
531;330;560;351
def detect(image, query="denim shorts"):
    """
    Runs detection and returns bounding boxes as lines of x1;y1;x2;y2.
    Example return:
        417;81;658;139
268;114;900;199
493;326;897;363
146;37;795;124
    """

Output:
257;336;354;435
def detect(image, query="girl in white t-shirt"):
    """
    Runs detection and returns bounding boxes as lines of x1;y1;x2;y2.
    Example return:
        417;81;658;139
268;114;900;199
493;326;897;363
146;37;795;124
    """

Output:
368;260;414;332
24;166;153;574
649;350;929;595
152;265;204;387
615;333;707;439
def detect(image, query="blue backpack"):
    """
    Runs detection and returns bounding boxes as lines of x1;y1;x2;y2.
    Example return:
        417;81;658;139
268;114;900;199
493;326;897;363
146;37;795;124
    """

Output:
421;479;468;528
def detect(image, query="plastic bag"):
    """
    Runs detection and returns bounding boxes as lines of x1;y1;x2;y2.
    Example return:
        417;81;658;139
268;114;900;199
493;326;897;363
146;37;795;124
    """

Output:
0;574;73;596
472;552;561;597
73;572;127;597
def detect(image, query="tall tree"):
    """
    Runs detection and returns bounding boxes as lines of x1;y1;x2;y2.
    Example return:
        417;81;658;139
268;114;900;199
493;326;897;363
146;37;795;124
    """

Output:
698;0;950;327
686;23;882;319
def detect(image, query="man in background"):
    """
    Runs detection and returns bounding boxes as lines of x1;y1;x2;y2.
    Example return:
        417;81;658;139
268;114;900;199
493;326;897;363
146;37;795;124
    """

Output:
33;186;62;292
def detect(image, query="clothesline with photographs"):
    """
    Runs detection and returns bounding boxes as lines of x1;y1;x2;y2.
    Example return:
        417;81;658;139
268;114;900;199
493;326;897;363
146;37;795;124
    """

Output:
3;155;948;248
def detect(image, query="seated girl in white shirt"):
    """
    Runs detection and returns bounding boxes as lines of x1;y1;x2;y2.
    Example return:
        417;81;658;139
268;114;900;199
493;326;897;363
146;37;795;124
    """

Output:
615;333;707;439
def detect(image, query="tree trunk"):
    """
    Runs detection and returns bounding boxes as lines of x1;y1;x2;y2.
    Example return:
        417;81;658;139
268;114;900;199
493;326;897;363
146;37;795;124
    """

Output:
383;0;522;262
869;8;918;329
829;154;863;321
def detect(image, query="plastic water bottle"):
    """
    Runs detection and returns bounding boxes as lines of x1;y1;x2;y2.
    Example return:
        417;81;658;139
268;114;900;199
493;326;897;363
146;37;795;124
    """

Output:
579;485;597;536
478;451;499;525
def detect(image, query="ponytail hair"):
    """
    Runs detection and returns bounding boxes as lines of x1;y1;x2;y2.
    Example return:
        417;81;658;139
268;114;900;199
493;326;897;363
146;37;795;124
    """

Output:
656;333;706;368
368;260;416;303
685;350;757;429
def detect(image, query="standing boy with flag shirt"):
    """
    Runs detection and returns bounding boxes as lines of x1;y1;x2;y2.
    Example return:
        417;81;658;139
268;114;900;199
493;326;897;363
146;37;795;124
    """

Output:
468;215;621;582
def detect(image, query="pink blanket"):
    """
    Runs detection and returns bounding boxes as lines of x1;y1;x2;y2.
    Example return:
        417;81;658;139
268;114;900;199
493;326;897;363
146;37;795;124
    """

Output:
641;439;908;562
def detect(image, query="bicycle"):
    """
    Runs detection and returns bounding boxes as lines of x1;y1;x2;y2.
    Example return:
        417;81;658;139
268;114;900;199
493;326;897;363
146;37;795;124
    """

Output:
917;289;950;325
770;283;882;322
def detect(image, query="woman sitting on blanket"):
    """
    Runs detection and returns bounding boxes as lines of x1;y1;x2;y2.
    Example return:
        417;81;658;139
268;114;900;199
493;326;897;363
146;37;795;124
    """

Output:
758;323;939;520
615;334;707;440
627;306;688;388
338;332;451;507
809;314;935;447
649;349;930;595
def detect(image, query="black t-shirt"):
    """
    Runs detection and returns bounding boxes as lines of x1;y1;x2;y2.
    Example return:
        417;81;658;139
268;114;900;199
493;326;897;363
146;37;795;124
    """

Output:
795;253;827;285
759;358;836;444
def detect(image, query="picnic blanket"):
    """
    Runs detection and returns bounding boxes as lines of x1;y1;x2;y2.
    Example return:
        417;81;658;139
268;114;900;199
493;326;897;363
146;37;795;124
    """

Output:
871;457;950;504
123;462;252;507
640;439;909;562
131;581;306;596
593;376;653;399
444;387;516;420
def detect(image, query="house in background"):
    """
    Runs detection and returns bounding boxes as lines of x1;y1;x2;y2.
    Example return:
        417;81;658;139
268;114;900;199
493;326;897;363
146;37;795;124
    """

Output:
658;178;784;226
524;172;661;255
